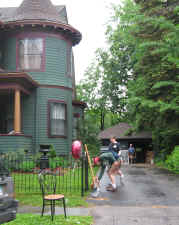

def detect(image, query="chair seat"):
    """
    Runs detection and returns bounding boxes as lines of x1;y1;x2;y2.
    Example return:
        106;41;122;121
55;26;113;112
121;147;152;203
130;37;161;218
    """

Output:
44;194;64;200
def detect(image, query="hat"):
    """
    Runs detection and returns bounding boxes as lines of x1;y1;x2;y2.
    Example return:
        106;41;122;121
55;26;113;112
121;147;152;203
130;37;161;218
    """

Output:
93;157;100;165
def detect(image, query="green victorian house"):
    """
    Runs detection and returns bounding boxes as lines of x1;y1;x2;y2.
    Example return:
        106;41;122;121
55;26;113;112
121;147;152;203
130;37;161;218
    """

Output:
0;0;86;154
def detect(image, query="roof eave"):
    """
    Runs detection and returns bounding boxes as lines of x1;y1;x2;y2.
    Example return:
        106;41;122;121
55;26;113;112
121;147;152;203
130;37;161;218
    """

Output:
0;20;82;45
72;100;87;108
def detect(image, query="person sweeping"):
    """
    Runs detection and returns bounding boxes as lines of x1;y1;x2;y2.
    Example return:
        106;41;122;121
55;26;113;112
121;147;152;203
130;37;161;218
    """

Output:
93;151;123;192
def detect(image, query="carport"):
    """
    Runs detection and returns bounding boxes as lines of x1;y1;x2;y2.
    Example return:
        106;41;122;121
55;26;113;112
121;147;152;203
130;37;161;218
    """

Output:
98;123;152;164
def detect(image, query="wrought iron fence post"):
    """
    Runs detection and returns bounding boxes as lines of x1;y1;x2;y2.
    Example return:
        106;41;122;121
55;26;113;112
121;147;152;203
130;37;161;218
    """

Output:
81;152;84;197
85;153;89;191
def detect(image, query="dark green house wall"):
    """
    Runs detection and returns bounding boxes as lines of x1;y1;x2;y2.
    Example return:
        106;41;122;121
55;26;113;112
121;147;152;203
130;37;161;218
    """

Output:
4;37;16;71
22;91;36;151
0;30;76;155
3;32;72;87
35;87;73;154
0;135;32;153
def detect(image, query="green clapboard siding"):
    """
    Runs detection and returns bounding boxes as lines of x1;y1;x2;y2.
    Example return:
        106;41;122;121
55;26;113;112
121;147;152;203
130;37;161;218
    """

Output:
22;90;37;152
1;31;76;155
0;135;32;153
3;34;72;88
4;37;16;71
35;87;73;155
29;36;69;87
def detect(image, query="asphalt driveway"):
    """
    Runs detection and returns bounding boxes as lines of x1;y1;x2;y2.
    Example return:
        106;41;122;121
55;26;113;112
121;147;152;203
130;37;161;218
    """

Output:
88;164;179;225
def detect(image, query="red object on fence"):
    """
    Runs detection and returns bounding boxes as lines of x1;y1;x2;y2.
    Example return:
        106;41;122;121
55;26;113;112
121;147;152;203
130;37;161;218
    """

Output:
72;140;82;159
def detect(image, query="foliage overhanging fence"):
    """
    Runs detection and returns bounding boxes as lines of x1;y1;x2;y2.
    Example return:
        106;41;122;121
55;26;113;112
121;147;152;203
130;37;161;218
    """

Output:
1;153;91;196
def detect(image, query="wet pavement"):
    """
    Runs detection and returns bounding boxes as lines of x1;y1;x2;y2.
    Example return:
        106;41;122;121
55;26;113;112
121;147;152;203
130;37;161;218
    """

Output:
18;165;179;224
88;164;179;225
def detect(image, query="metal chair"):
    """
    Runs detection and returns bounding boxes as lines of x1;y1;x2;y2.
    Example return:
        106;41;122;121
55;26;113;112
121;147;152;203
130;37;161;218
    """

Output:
38;171;67;221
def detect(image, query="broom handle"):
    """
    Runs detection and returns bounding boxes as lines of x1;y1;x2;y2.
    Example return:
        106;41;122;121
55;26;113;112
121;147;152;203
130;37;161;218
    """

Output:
84;144;95;179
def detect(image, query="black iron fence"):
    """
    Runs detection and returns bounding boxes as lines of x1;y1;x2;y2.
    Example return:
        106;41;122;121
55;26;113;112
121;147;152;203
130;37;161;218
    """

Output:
1;152;89;196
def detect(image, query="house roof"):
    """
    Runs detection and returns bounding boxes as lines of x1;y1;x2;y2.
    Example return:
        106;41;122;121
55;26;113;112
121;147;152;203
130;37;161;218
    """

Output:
0;0;67;24
0;0;81;45
0;6;67;24
98;122;152;140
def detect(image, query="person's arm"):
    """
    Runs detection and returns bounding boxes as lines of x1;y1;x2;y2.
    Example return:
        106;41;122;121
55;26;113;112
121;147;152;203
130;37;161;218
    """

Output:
98;165;106;181
107;143;112;152
117;142;120;153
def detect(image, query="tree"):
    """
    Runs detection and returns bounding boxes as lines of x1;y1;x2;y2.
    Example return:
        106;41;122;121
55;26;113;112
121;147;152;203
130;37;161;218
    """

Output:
102;0;179;155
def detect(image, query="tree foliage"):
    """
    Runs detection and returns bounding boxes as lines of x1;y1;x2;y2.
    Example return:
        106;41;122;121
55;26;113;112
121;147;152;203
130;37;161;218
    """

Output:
77;0;179;157
102;0;179;155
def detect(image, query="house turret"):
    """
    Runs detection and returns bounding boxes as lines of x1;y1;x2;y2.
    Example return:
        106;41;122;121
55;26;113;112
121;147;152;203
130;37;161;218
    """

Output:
0;0;85;154
0;0;81;45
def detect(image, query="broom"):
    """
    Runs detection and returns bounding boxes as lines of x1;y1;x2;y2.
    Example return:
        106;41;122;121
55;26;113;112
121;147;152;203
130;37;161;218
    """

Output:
84;144;100;197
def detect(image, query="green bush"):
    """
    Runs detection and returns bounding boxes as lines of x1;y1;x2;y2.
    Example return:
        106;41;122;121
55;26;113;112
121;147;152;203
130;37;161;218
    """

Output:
18;161;36;172
165;146;179;173
154;147;170;164
49;145;56;158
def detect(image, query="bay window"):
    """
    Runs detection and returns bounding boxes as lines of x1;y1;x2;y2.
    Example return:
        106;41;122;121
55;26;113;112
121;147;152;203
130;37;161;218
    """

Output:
18;38;44;71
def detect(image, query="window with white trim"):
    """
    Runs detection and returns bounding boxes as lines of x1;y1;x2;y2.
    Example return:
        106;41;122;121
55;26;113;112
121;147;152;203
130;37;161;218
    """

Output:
18;38;44;70
50;102;67;136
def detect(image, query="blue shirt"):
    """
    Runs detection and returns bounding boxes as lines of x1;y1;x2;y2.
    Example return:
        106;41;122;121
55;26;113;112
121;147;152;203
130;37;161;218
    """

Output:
128;147;135;154
108;142;120;160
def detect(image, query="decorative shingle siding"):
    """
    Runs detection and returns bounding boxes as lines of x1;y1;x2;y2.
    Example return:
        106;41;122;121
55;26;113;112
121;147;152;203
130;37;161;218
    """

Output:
0;135;32;152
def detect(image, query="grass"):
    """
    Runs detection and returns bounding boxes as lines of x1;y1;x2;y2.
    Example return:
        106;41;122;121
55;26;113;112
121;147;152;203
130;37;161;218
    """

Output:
13;167;98;207
16;192;89;207
11;161;99;207
13;167;84;194
4;214;93;225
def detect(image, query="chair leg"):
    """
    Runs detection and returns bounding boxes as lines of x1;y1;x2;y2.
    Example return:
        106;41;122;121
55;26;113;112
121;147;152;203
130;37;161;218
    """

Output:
50;200;54;221
62;198;67;218
41;199;45;217
53;200;55;218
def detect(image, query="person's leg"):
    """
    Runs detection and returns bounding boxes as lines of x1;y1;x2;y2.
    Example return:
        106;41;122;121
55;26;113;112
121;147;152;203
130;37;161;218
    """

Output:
107;173;117;191
117;169;124;177
106;162;119;191
129;155;132;164
131;155;134;164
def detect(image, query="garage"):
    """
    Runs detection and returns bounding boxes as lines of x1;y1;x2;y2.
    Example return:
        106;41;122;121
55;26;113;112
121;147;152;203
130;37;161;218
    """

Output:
98;123;153;164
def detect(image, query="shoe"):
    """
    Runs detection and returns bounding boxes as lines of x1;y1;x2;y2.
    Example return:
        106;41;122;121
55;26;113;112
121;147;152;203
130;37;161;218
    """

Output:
106;186;117;192
106;183;112;188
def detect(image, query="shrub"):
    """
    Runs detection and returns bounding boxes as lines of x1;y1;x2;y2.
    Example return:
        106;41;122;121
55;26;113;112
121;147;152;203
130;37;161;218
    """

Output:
18;160;36;172
49;145;57;158
165;146;179;173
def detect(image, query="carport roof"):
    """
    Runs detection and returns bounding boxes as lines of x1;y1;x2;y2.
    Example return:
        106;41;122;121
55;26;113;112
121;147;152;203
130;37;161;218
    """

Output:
98;122;152;140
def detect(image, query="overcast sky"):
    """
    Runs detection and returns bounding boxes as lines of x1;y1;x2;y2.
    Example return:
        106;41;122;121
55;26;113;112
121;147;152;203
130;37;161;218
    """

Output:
0;0;119;83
